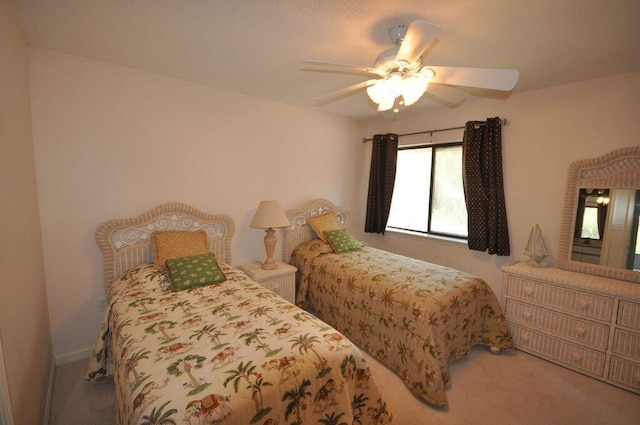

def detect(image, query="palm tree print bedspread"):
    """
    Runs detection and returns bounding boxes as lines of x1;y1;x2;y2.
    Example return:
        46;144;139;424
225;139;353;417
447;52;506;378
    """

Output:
291;240;514;407
86;263;392;425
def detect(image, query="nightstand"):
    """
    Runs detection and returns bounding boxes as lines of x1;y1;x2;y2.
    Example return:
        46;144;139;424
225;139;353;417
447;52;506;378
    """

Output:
238;261;297;304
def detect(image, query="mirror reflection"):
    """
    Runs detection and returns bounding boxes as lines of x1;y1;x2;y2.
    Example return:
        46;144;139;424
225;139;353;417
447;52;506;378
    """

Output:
572;188;640;271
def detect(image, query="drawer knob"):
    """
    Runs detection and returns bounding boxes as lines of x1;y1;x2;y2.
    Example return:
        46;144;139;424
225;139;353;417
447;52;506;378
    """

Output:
571;352;584;363
578;299;590;310
524;286;534;296
575;325;586;337
523;310;533;320
520;332;530;344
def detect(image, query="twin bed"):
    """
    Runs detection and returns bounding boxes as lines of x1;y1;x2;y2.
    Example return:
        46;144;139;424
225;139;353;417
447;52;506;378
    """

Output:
87;199;513;424
86;202;391;425
285;199;513;407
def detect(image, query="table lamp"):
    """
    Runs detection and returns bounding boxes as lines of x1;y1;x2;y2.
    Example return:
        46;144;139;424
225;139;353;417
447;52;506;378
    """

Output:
250;200;290;270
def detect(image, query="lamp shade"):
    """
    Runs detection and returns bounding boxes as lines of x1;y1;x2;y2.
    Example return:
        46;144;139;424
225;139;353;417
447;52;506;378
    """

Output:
250;200;290;229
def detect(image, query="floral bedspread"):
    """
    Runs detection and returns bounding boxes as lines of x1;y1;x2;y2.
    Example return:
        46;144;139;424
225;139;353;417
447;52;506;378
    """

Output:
86;262;392;425
291;240;514;407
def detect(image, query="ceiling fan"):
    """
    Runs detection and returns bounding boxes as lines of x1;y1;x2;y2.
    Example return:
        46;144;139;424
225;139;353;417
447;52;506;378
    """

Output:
303;20;519;112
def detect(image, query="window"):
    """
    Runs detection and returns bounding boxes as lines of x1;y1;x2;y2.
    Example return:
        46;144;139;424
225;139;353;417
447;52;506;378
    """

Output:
634;215;640;254
580;206;600;239
386;143;468;238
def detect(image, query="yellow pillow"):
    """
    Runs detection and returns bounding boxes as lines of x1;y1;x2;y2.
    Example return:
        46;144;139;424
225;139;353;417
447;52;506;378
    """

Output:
306;213;341;242
151;230;209;269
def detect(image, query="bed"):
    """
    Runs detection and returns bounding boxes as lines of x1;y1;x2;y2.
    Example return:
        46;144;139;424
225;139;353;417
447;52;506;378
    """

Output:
285;199;514;407
85;202;392;425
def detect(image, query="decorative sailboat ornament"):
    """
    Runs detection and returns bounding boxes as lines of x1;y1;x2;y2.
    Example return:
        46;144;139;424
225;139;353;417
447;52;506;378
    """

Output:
524;224;549;267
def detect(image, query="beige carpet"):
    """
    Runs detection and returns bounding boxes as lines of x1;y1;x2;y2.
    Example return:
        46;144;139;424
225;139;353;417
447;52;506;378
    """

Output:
50;346;640;425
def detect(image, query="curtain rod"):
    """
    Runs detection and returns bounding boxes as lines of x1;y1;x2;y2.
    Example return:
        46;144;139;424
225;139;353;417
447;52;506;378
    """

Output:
361;118;508;143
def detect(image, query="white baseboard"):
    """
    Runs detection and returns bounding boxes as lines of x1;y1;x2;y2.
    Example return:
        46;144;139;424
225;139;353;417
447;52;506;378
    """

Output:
43;355;55;425
55;347;93;366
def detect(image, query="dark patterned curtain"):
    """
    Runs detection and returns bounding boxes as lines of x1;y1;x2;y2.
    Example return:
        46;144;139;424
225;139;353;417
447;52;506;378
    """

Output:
365;133;398;234
597;204;608;239
462;118;510;255
574;192;587;238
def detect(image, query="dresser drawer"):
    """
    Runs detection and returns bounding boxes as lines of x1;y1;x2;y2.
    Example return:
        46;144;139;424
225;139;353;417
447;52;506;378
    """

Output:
607;356;640;392
505;299;609;350
505;276;614;322
510;323;606;377
612;328;640;361
617;300;640;331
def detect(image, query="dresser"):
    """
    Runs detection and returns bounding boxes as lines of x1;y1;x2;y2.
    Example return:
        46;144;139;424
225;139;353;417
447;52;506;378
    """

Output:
238;261;297;304
502;261;640;394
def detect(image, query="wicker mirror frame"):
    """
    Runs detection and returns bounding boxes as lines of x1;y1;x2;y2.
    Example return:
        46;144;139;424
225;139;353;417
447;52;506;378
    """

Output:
557;146;640;283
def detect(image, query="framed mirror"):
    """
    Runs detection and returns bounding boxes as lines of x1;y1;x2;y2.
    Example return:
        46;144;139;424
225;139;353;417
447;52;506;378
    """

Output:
558;146;640;283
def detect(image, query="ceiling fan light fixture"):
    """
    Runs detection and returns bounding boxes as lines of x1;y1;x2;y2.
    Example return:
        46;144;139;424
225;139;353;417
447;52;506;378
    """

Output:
377;97;395;112
401;74;429;106
420;67;436;79
367;74;402;107
386;74;403;98
366;81;386;104
367;71;431;110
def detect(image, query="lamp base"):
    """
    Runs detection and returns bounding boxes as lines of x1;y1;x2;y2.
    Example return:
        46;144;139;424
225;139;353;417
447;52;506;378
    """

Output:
261;260;278;270
261;228;279;270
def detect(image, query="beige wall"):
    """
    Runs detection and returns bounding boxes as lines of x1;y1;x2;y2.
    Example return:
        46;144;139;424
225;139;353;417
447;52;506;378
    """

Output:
26;41;640;364
0;1;53;424
362;71;640;296
28;48;366;362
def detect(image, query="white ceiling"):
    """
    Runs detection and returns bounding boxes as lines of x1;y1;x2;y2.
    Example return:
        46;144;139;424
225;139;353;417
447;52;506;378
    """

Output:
12;0;640;120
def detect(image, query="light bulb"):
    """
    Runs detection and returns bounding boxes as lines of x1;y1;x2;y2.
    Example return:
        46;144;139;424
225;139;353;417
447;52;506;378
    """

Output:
366;80;386;104
377;96;395;112
386;74;403;99
367;77;401;110
401;75;429;106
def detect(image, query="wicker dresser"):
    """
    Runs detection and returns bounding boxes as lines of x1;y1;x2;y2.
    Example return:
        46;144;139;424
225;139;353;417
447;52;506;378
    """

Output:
502;261;640;394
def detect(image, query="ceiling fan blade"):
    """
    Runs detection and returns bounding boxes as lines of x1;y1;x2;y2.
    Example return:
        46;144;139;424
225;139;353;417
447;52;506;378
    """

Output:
428;66;519;91
302;60;386;77
396;20;442;64
425;83;468;106
312;80;378;105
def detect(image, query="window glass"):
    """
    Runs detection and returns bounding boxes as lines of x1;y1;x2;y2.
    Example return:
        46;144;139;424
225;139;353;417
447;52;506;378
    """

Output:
387;148;431;232
580;207;600;239
635;216;639;254
431;146;467;236
386;143;467;238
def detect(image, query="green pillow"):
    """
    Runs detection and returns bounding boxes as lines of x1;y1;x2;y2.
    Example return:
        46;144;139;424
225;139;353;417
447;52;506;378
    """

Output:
323;228;363;253
165;253;226;292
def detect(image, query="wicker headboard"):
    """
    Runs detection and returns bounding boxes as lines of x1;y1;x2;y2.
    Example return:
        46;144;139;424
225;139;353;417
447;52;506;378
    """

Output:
95;202;235;295
284;198;348;263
